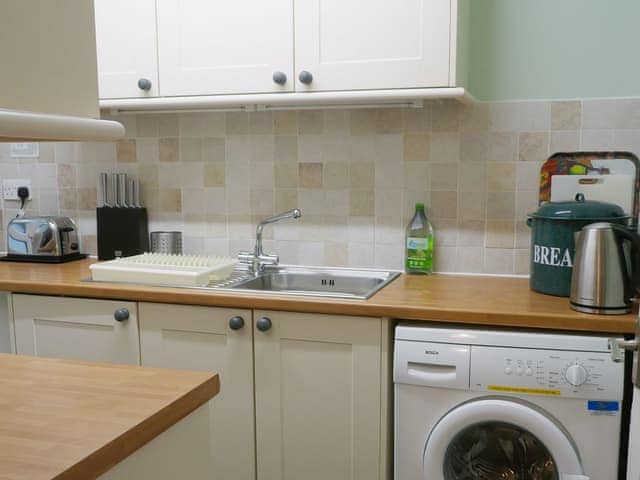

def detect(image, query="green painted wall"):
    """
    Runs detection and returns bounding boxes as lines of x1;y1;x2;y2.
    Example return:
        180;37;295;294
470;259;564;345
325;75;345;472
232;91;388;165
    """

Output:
469;0;640;101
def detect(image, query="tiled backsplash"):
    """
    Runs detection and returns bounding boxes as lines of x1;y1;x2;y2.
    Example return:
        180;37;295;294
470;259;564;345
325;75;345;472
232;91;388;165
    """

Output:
1;98;639;274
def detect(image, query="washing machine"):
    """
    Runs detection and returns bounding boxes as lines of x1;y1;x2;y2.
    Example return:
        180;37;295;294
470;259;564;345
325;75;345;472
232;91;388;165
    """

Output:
394;324;626;480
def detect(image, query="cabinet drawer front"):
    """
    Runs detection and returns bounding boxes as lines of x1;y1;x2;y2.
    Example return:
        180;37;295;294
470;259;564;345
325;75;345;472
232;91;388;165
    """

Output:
254;311;382;480
13;294;139;365
156;0;294;96
139;302;255;480
294;0;451;91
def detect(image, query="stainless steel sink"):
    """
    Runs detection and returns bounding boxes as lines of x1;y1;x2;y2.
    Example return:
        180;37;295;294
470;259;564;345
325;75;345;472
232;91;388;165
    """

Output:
221;266;400;299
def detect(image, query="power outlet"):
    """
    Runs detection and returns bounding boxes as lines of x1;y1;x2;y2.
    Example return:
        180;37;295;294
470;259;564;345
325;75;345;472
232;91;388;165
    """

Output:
3;179;32;201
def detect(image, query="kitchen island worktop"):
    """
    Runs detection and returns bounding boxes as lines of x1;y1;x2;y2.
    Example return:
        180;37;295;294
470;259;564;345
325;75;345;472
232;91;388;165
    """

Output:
0;259;634;334
0;353;219;480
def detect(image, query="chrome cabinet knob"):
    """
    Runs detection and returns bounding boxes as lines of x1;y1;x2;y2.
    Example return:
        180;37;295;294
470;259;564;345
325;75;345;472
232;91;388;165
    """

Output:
256;317;272;332
272;71;287;85
114;308;130;322
137;78;152;91
298;70;313;85
229;316;245;330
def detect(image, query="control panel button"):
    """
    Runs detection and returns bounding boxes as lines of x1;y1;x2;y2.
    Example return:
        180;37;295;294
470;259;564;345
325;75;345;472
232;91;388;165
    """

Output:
565;363;588;387
516;367;524;376
525;368;533;376
504;367;513;375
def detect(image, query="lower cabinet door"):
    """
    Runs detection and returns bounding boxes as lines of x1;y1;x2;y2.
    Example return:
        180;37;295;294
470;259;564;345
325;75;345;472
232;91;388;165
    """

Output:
13;294;139;365
138;303;255;480
253;310;383;480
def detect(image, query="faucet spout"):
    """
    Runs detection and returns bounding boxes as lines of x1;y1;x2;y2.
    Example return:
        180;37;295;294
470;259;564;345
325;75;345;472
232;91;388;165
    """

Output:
239;209;302;273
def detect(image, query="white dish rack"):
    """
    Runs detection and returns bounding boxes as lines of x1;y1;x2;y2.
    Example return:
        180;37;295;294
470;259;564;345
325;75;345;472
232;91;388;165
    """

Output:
90;253;237;287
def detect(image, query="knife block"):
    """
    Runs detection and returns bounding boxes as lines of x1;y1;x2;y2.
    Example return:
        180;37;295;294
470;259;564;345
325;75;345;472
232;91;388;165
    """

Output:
96;207;149;260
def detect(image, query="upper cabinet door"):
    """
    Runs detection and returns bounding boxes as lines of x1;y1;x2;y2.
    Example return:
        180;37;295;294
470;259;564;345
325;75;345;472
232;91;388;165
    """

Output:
95;0;159;99
294;0;452;91
156;0;294;96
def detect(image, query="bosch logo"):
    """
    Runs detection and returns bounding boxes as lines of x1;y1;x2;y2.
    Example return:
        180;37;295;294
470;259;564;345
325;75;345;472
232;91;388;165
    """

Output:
424;350;439;355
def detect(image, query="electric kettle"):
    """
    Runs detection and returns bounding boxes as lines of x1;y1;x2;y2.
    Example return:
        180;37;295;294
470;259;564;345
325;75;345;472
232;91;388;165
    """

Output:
570;222;640;314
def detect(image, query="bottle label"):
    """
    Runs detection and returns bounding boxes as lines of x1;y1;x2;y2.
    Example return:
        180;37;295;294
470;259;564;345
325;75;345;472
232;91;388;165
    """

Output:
406;236;433;270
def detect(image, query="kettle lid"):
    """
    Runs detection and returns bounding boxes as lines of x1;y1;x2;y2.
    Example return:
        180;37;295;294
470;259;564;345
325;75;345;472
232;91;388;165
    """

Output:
531;193;627;220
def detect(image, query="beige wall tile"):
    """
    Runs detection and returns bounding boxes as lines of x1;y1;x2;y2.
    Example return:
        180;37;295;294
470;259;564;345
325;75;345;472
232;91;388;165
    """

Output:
225;112;249;134
582;99;617;129
160;188;182;212
299;163;323;188
325;242;348;266
430;191;458;219
349;189;375;216
518;132;549;162
550;131;580;153
487;192;515;220
459;103;489;132
350;110;377;135
59;189;77;210
403;162;430;191
516;221;531;249
459;163;487;192
203;138;225;162
375;161;403;188
136;115;159;137
580;129;616;150
204;163;226;187
116;140;136;163
350;163;374;188
434;245;457;272
551;101;581;130
158;114;179;137
488;132;517;162
403;134;430;162
488;103;519;132
273;111;298;135
159;138;179;162
57;164;76;188
323;110;350;134
517;102;550;131
460;133;488;163
615;98;640;129
459;191;486;221
486;220;515;248
180;138;203;162
515;249;530;275
429;132;460;162
323;162;349;188
431;101;459;132
516;162;542;192
375;188;402;217
249;112;273;134
77;188;97;210
376;109;405;134
455;246;484;273
430;163;458;190
457;220;486;246
298;110;324;134
487;162;516;192
275;162;299;188
405;107;431;133
275;188;298;212
484;248;515;274
274;135;298;163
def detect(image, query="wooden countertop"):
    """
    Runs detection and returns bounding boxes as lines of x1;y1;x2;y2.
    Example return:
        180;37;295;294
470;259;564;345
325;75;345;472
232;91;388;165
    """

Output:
0;354;219;480
0;259;634;334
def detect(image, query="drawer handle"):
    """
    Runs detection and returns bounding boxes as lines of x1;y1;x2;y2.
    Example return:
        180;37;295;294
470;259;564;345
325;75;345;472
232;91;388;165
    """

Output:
229;316;245;330
272;71;287;85
298;70;313;85
114;308;130;322
137;78;152;91
256;317;272;332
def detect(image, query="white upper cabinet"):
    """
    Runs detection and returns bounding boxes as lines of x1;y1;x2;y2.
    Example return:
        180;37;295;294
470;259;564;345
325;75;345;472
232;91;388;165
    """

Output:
95;0;159;99
96;0;468;107
294;0;452;91
156;0;294;96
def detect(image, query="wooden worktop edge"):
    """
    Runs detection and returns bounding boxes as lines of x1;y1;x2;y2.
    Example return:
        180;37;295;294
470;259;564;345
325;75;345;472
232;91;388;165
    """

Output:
54;374;220;480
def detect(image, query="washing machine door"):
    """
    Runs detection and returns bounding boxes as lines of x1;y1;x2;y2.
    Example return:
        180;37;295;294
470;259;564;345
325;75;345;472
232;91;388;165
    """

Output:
423;398;589;480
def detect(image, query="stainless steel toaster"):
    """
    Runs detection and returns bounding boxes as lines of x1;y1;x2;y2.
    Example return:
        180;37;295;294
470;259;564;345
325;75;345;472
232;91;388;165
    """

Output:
7;216;81;259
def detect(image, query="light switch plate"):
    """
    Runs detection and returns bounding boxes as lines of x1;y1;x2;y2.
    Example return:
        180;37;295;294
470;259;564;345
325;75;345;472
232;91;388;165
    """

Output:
3;179;32;200
10;143;39;158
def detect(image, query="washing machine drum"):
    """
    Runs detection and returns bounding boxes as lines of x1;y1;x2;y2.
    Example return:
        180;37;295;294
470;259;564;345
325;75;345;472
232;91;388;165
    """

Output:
423;398;589;480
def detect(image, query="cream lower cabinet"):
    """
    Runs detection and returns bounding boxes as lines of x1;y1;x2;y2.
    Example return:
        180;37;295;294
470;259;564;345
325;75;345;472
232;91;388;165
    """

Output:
138;304;390;480
138;303;255;480
13;295;139;365
254;310;389;480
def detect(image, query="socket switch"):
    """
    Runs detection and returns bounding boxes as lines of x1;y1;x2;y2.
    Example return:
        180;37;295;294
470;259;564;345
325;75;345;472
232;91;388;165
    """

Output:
3;179;32;200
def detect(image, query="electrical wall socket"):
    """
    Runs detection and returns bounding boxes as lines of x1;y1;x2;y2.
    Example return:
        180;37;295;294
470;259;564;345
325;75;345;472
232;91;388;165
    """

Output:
3;179;32;201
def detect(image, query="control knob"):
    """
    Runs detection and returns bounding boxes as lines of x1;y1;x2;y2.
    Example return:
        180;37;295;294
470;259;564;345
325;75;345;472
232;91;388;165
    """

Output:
564;363;588;387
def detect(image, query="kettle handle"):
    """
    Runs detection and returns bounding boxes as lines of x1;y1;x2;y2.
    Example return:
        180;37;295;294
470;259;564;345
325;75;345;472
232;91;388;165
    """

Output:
611;224;640;296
